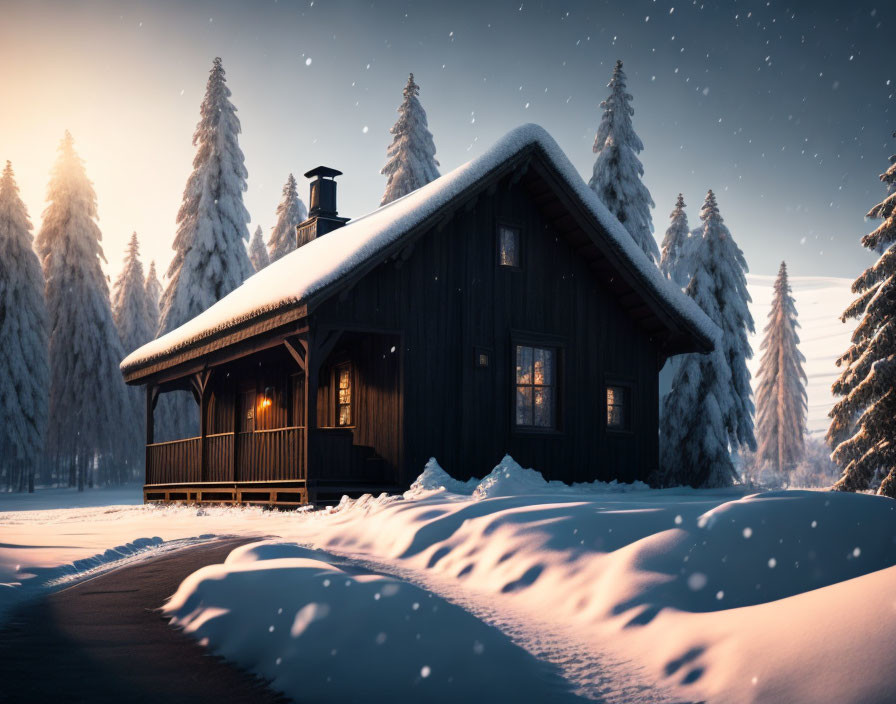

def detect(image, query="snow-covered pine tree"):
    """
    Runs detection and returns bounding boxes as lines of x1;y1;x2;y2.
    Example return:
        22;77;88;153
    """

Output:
754;261;807;474
268;173;307;259
0;162;48;493
380;73;440;206
660;194;691;288
589;60;658;263
656;190;755;487
145;260;162;337
157;57;253;440
249;225;270;271
159;57;253;331
35;133;131;489
112;233;153;355
828;139;896;497
111;233;153;481
658;234;734;486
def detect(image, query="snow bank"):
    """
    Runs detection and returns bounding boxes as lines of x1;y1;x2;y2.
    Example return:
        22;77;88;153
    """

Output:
122;123;717;373
163;542;579;703
5;461;896;702
405;455;649;500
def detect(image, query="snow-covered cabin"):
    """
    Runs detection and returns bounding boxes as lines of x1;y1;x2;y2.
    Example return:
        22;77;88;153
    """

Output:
121;124;715;506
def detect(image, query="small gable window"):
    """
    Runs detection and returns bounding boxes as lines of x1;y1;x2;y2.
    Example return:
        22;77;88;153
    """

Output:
336;364;352;427
498;225;520;268
606;385;629;431
515;344;556;428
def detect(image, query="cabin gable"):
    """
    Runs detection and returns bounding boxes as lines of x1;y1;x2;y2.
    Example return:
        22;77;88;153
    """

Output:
314;170;660;484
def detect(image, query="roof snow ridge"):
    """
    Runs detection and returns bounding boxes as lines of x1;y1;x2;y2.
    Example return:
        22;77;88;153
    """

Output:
122;123;717;375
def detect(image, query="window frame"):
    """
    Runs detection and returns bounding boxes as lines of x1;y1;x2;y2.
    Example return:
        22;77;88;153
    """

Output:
510;332;564;436
334;362;353;428
496;220;523;270
604;379;635;434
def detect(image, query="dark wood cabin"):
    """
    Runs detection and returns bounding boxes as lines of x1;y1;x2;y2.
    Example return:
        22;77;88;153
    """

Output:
121;126;713;506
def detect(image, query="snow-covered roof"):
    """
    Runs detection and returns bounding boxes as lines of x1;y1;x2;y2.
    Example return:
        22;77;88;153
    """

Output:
122;124;718;375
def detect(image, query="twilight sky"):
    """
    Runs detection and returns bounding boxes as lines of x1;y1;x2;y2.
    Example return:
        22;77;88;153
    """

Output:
0;0;891;283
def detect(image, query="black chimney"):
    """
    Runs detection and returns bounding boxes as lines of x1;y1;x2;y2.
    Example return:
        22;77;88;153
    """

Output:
296;166;349;247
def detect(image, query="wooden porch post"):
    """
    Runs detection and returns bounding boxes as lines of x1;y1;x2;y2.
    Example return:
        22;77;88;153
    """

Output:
303;333;318;504
194;371;211;483
146;384;155;445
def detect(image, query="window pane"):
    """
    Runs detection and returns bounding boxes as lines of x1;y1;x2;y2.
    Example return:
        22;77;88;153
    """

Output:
516;386;533;426
534;347;553;386
338;404;351;426
607;405;624;428
534;387;553;427
607;386;617;406
516;345;533;385
499;226;519;267
533;348;544;385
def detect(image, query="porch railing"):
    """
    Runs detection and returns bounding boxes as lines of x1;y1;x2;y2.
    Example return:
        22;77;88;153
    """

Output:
146;427;304;485
146;437;201;485
237;427;305;482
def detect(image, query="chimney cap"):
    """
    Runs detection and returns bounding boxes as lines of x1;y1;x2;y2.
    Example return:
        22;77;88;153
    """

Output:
304;165;343;180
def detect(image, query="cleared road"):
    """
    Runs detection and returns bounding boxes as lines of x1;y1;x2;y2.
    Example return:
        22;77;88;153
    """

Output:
0;538;288;703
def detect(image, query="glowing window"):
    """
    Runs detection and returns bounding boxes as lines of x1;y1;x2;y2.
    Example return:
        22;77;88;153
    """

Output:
606;385;629;430
515;345;555;428
336;364;352;427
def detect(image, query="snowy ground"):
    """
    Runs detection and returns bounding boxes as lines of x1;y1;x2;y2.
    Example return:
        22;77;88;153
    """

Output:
3;458;896;703
744;274;854;437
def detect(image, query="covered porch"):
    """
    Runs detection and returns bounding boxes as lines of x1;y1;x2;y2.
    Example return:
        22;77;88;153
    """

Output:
142;328;402;506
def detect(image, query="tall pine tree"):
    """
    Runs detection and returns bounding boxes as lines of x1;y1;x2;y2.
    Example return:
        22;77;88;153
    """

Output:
111;233;153;481
159;57;252;332
589;60;658;262
828;139;896;497
380;73;440;206
112;233;153;355
660;194;691;288
145;260;162;336
755;261;807;474
657;190;755;486
157;57;253;440
0;162;48;493
36;133;130;489
268;173;307;258
249;225;270;271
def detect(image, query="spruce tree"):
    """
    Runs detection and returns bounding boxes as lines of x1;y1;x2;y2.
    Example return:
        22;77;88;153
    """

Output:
157;57;253;440
380;73;440;206
660;194;691;288
111;233;153;481
589;60;658;262
754;261;807;474
112;233;153;355
828;139;896;497
268;173;307;259
657;190;755;486
36;133;131;489
145;260;162;337
0;162;48;493
249;225;270;271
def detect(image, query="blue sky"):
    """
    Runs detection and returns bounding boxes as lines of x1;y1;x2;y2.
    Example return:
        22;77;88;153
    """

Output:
0;0;891;280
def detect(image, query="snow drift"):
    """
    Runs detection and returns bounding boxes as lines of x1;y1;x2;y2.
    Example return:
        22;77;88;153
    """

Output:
4;460;896;702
